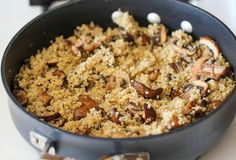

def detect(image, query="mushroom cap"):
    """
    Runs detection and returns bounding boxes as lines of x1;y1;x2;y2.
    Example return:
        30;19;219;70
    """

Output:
181;80;209;100
199;36;221;59
191;80;209;94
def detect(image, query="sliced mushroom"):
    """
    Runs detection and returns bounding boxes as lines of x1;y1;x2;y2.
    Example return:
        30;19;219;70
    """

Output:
191;55;211;80
140;32;150;45
172;43;197;56
181;87;194;100
181;80;209;100
52;70;65;78
125;103;143;117
131;80;163;99
73;95;98;120
122;31;133;42
149;70;160;81
159;24;167;44
199;98;209;107
107;107;120;124
191;80;209;94
78;94;98;108
38;112;61;122
169;62;183;74
72;38;105;55
152;24;167;46
199;36;220;59
12;89;28;106
182;101;197;115
38;91;52;106
210;100;222;110
142;103;156;124
52;118;66;127
83;41;102;52
75;126;91;135
94;106;106;116
47;60;58;68
171;115;181;129
199;64;231;81
214;65;228;78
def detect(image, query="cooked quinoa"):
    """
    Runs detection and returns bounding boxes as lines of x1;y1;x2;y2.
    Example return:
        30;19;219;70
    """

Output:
13;12;235;138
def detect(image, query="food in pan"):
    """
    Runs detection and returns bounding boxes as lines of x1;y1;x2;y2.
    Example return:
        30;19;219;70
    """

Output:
12;12;235;138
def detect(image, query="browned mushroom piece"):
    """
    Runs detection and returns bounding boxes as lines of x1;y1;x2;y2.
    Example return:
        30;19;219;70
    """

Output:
12;89;28;106
191;55;211;80
152;24;167;46
181;80;209;100
169;62;183;74
122;31;133;42
73;106;88;121
38;112;61;122
149;70;160;81
52;70;66;78
171;115;181;129
72;37;105;55
47;60;58;67
199;36;221;59
38;91;52;106
83;41;102;52
213;66;229;79
73;95;98;120
107;107;120;124
140;32;151;45
75;126;91;135
131;80;163;99
125;103;143;117
199;98;209;107
211;100;222;110
191;80;209;94
94;106;106;116
52;118;66;127
142;103;156;124
172;42;197;56
199;64;231;81
159;24;167;44
182;101;197;115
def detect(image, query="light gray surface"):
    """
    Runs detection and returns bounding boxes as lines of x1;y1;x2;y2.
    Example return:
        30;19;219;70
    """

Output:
0;0;236;159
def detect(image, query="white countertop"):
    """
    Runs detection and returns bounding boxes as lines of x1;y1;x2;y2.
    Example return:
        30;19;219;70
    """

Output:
0;0;236;159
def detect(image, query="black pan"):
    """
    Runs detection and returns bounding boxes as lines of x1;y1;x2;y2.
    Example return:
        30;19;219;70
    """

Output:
2;0;236;159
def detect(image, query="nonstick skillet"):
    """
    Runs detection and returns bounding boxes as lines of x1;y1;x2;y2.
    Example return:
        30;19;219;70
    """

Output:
2;0;236;159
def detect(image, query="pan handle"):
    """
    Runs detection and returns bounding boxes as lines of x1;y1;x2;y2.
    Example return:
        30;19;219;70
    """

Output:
99;152;150;160
30;131;150;160
30;131;75;160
